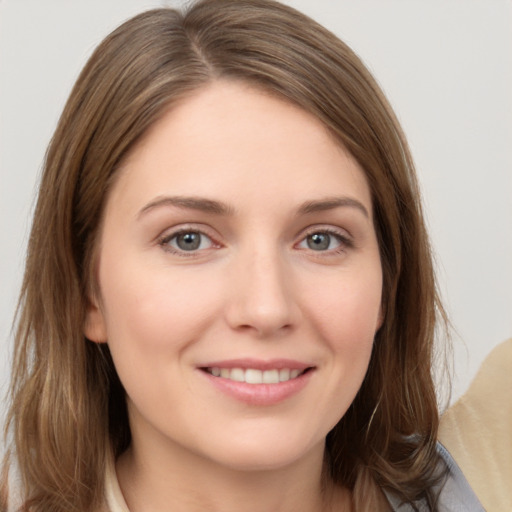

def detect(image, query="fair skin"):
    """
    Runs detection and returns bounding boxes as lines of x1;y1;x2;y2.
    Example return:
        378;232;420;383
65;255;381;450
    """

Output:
85;81;383;512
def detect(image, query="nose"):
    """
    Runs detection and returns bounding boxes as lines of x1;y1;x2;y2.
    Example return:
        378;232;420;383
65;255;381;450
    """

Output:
224;246;300;338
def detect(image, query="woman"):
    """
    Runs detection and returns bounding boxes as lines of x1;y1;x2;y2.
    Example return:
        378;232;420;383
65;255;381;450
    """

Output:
1;1;483;510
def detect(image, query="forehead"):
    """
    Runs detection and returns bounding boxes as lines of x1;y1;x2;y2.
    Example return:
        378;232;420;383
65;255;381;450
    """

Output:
108;80;372;217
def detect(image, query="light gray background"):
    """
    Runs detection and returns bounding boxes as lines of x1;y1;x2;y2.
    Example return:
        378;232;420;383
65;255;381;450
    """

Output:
1;0;511;430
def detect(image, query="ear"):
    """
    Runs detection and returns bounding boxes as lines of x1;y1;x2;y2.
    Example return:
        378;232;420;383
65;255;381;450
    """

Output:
84;294;108;343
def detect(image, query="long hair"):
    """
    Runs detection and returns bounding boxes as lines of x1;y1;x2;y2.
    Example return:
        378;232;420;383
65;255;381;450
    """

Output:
2;1;446;510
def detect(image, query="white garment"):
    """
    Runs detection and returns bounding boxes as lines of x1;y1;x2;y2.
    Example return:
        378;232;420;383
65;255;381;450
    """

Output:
440;338;512;511
104;455;130;512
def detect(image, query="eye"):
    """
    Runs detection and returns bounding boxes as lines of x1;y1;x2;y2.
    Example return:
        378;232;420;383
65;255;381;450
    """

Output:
297;230;349;252
160;230;214;253
306;232;335;251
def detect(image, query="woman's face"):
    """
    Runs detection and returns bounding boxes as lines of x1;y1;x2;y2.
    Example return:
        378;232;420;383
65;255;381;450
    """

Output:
85;81;383;471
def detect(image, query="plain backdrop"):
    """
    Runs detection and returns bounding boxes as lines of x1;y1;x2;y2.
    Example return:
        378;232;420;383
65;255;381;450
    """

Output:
1;0;511;432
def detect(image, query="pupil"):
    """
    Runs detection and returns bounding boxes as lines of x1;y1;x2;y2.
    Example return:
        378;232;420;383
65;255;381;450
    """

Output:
308;233;330;251
177;232;200;251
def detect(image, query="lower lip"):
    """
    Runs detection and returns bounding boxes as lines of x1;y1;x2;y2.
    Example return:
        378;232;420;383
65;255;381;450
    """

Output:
200;369;314;406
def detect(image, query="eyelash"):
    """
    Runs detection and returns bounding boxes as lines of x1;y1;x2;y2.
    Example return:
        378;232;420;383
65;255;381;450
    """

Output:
158;227;220;257
157;226;353;257
297;227;353;254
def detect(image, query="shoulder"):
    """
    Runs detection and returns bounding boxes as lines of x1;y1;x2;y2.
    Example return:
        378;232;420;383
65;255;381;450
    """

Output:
441;338;512;427
442;338;512;424
384;442;484;511
439;338;512;510
433;443;485;511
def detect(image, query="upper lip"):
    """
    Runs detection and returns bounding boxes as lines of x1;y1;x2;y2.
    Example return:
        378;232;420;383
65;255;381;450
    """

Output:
198;358;313;371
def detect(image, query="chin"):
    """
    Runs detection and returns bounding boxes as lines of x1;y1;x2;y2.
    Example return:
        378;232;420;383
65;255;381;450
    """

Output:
199;433;325;473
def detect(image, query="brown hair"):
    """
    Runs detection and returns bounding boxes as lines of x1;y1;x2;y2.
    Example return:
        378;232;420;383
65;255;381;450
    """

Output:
2;1;446;510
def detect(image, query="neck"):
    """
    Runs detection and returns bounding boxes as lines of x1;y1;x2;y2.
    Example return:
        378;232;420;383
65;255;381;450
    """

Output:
116;436;351;512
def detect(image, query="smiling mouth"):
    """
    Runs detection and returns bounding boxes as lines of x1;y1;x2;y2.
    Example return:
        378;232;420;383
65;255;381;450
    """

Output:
202;367;311;384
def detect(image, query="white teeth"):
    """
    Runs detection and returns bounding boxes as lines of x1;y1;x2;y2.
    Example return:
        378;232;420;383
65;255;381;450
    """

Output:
263;369;279;384
206;367;305;384
230;368;245;382
245;369;263;384
279;368;290;382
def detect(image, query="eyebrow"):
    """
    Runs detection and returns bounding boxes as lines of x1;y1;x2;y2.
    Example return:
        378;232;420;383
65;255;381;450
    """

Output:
298;197;369;218
138;195;234;218
137;194;369;219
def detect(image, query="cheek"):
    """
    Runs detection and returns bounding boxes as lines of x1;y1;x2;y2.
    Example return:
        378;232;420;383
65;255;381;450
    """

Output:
97;254;220;365
294;267;382;434
306;265;381;394
308;268;383;348
97;262;225;421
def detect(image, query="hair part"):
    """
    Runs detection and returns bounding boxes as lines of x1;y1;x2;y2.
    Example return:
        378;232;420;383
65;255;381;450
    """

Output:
2;1;448;510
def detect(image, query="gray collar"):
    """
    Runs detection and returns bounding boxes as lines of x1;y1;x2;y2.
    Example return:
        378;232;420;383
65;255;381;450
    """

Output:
384;442;484;511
